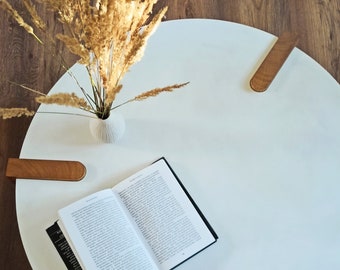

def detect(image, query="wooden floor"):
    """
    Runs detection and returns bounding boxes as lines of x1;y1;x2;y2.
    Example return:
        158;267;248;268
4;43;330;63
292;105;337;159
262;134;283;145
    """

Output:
0;0;338;269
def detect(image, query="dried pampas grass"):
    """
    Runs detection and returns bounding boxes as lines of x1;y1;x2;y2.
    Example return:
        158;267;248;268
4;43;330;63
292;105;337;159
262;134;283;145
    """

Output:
0;108;35;119
0;0;188;120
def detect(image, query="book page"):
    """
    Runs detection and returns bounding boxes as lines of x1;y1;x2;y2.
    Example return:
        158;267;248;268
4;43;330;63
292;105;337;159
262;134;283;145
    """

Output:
58;189;159;270
113;159;216;269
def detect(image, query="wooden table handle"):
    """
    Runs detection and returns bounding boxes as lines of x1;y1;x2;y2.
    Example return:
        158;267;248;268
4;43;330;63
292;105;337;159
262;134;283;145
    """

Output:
5;158;86;181
250;32;299;92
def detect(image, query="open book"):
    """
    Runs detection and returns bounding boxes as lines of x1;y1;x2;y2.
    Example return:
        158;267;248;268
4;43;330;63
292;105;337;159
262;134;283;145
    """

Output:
46;158;218;270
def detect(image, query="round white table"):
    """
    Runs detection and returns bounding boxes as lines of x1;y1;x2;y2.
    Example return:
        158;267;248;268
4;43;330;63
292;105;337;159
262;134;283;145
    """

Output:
17;19;340;270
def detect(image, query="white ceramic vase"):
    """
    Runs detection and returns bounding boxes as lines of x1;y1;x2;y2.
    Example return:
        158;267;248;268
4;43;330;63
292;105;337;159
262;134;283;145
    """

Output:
89;113;125;143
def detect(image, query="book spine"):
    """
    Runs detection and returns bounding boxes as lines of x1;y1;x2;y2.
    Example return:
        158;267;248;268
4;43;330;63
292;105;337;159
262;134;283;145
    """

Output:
46;222;82;270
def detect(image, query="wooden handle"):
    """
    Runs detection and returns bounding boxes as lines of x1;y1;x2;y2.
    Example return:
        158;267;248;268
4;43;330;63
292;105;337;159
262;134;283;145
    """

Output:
5;158;86;181
250;32;299;92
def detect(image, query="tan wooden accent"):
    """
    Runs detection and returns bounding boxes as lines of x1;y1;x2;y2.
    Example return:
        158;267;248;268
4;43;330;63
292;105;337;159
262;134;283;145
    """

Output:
6;158;86;181
250;32;299;92
1;1;338;268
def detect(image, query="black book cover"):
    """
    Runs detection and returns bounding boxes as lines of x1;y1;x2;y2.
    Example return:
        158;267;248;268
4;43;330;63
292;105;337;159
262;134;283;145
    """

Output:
46;222;82;270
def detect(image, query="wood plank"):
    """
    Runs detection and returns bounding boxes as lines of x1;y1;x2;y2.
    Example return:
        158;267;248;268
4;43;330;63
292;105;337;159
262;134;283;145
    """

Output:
0;1;338;269
5;159;86;181
250;32;299;92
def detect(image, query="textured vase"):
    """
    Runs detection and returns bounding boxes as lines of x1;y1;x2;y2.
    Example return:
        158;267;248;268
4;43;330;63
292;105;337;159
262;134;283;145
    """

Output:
89;113;125;143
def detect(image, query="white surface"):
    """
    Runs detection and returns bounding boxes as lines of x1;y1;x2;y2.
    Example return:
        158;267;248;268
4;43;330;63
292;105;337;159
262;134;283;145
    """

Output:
16;19;340;270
